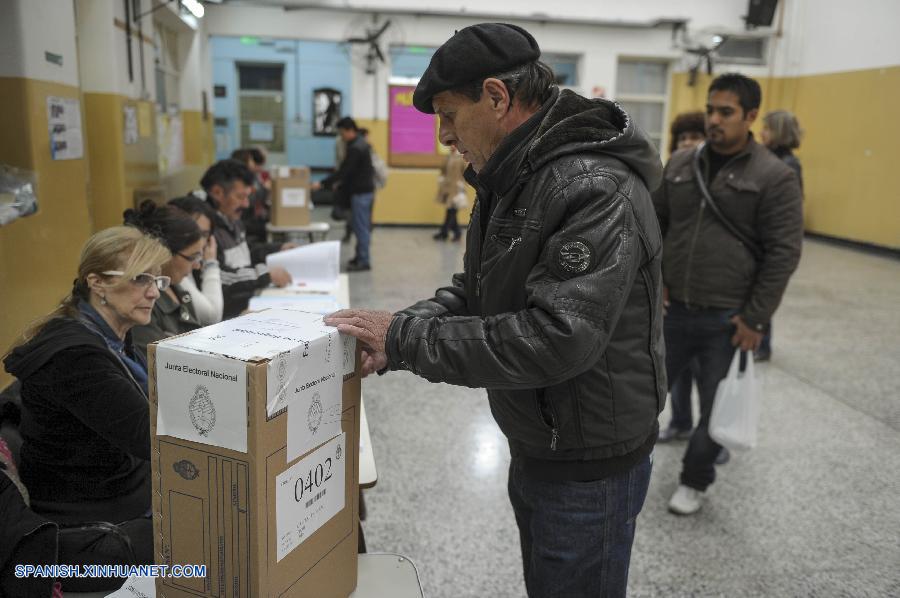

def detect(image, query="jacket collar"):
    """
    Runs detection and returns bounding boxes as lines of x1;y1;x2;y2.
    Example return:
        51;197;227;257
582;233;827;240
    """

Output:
702;133;759;165
154;285;190;315
474;87;559;197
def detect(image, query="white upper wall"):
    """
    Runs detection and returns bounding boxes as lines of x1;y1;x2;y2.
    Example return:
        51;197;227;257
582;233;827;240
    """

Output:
0;0;79;87
774;0;900;77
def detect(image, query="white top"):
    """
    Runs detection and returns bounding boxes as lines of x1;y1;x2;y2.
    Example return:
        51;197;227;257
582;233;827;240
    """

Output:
180;260;223;325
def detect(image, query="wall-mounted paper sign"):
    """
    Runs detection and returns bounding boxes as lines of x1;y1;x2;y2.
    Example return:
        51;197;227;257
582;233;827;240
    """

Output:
123;105;139;145
47;96;83;160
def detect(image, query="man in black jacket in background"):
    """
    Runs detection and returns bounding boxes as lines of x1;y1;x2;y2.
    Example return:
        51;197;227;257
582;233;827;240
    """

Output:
653;73;803;516
327;23;664;597
313;117;375;271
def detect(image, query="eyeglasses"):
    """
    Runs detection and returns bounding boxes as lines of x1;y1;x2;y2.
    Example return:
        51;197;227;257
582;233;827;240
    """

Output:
177;251;203;264
102;271;171;291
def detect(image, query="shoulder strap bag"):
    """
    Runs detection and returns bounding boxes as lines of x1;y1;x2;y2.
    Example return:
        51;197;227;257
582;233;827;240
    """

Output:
692;143;764;261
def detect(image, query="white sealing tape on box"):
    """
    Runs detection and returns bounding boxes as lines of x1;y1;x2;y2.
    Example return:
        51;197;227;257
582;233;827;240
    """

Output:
156;345;248;453
275;433;346;562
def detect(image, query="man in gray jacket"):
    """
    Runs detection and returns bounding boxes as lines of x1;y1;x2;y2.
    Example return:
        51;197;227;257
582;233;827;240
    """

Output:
653;73;803;515
327;23;664;596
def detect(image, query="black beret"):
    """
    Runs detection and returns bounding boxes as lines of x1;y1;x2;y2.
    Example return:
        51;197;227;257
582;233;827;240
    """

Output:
413;23;541;114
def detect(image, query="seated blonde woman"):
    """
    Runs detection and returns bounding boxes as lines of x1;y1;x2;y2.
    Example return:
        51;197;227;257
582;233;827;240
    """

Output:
125;201;206;360
4;226;170;587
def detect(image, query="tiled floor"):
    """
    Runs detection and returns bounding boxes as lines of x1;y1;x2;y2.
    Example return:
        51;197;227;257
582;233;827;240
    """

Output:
332;216;900;597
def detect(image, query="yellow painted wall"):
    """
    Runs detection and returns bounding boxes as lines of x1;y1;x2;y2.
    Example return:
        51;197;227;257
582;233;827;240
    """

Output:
357;118;474;226
668;67;900;249
182;109;215;167
0;77;93;388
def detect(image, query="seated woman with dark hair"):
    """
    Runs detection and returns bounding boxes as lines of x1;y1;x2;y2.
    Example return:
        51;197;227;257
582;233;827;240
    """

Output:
126;200;206;360
3;226;171;586
168;194;223;325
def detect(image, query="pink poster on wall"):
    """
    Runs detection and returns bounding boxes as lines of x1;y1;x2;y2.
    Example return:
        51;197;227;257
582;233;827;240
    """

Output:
389;86;435;154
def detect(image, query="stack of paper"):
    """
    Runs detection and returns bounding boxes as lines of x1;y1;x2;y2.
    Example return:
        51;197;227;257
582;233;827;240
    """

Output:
266;240;340;293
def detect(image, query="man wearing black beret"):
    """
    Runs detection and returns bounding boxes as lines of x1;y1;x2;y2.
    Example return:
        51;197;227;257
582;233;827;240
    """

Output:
327;22;664;596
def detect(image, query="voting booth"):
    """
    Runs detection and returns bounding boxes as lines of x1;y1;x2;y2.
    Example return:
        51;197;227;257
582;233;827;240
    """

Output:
148;309;360;597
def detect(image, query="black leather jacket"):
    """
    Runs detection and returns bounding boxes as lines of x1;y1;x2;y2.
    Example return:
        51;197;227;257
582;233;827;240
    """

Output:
385;89;666;461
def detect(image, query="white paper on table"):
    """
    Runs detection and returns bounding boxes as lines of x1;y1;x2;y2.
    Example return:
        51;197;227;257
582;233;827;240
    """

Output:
104;574;156;597
266;241;339;292
248;294;341;315
275;433;346;561
155;345;248;452
280;187;307;207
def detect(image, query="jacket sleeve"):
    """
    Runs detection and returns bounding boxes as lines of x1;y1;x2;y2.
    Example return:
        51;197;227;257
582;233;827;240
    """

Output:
131;320;168;365
323;144;362;190
46;348;150;461
740;168;804;329
395;272;470;319
385;182;643;390
250;240;282;264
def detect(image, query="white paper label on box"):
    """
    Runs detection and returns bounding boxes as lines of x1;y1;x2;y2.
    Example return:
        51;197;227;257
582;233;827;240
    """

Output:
267;326;341;420
103;574;156;597
280;187;307;208
156;345;248;452
278;166;291;178
275;433;346;562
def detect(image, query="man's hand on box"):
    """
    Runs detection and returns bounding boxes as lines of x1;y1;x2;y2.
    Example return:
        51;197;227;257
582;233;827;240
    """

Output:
269;266;292;288
325;309;393;376
280;242;299;251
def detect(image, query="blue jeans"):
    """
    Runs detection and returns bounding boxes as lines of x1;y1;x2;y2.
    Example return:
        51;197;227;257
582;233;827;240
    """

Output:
668;360;698;431
664;301;737;491
508;455;652;597
351;192;374;266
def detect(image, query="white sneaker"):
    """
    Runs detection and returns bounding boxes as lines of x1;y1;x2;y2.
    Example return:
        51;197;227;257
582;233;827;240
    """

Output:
668;484;704;515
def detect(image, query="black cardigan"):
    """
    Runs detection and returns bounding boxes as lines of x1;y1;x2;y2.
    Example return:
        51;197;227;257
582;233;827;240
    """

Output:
4;317;150;524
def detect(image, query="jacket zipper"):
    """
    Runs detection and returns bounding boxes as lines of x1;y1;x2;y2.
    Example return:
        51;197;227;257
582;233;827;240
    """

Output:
536;391;560;451
475;272;481;297
683;198;706;306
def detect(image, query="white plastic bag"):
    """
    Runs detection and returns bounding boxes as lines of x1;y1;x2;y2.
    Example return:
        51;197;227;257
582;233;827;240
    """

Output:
709;350;760;451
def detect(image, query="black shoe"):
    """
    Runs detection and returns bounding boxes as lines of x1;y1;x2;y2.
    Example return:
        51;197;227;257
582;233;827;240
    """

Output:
346;262;371;272
433;232;447;240
348;257;359;267
451;233;462;242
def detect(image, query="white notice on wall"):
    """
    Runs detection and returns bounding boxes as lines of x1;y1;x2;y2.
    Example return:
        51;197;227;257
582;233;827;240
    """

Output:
275;433;346;562
155;345;248;452
280;187;307;208
47;96;84;160
123;105;139;145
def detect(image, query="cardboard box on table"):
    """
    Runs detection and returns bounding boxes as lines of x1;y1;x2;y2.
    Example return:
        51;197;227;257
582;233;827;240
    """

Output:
148;308;359;598
270;166;311;226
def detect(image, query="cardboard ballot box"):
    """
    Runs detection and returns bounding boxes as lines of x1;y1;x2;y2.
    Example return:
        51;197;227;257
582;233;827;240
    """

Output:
270;166;311;226
148;309;359;598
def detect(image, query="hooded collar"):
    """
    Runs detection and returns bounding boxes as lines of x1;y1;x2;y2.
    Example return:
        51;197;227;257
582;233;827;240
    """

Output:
473;86;559;198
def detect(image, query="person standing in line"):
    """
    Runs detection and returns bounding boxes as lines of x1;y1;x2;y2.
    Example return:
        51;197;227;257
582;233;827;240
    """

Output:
658;111;707;444
653;73;803;515
325;23;665;596
433;146;468;241
757;109;804;362
312;117;376;272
